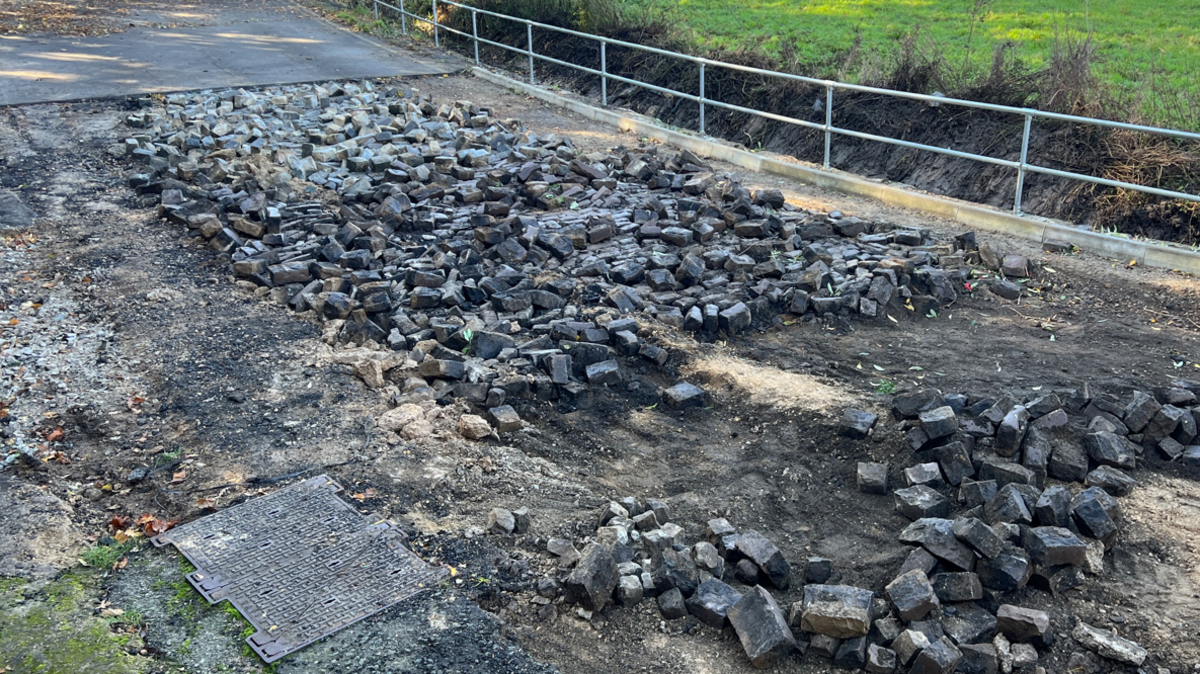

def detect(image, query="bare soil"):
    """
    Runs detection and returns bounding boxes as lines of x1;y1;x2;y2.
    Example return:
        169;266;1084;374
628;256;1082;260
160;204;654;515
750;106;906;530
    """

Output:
2;70;1200;674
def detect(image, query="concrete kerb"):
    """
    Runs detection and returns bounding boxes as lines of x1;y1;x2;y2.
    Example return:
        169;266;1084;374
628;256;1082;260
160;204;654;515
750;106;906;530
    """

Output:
470;66;1200;276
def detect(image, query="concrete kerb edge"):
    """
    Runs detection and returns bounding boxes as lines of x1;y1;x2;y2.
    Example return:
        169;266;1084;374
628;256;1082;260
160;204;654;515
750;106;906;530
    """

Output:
470;65;1200;276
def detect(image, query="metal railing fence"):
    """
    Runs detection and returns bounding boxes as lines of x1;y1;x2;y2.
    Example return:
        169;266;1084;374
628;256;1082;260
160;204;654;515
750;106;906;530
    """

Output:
370;0;1200;218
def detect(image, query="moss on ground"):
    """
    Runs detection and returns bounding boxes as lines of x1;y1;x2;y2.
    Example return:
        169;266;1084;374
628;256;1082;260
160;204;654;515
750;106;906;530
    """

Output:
0;570;157;674
105;548;274;674
0;547;271;674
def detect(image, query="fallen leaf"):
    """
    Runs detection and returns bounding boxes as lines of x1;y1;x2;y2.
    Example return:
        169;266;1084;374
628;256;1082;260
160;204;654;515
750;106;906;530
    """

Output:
100;607;125;617
141;517;177;536
169;470;188;485
196;498;217;510
109;514;132;530
116;557;128;570
45;427;65;442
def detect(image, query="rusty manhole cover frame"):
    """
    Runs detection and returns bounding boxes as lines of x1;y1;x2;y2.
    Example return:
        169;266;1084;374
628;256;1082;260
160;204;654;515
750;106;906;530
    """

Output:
154;475;446;662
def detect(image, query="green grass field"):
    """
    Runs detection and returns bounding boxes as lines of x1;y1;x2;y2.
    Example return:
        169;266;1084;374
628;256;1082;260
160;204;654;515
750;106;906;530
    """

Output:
624;0;1200;102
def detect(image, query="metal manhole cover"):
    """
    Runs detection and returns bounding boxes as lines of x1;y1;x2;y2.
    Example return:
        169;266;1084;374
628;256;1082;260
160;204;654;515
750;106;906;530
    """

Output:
153;475;446;663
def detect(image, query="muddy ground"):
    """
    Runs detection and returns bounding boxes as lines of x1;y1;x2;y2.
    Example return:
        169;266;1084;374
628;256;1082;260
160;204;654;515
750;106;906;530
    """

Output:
2;71;1200;674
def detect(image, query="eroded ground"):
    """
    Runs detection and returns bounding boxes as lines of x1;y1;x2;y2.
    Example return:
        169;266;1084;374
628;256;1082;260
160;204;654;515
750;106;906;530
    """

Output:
2;72;1200;674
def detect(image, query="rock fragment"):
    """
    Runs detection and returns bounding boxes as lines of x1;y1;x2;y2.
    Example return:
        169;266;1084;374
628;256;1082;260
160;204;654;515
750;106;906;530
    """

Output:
727;586;797;669
885;569;939;622
736;530;791;590
486;507;515;535
686;579;742;628
458;413;492;440
565;543;618;610
858;462;889;494
840;408;879;439
798;584;874;638
1071;622;1147;665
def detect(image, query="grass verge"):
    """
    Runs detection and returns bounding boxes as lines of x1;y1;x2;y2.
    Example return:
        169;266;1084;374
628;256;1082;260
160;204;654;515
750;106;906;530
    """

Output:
622;0;1200;106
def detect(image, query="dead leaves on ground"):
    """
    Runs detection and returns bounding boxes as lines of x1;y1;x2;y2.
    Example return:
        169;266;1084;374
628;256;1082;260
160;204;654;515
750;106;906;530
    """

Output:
108;511;178;538
136;513;177;536
0;0;124;36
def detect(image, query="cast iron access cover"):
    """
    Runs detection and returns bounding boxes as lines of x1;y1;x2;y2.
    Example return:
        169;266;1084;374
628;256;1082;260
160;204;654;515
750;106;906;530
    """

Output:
153;475;446;662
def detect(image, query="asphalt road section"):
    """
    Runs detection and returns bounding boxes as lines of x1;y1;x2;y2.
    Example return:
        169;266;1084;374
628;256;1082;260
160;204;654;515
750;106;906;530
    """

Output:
0;0;462;106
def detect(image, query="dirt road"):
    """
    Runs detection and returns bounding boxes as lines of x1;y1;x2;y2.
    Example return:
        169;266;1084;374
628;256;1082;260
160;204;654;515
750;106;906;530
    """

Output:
2;70;1200;673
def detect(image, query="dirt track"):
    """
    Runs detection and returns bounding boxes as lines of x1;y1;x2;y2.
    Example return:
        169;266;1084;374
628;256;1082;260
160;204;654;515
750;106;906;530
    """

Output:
2;71;1200;673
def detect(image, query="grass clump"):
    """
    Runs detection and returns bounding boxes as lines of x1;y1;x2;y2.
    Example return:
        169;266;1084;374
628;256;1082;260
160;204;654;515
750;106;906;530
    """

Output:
81;539;139;570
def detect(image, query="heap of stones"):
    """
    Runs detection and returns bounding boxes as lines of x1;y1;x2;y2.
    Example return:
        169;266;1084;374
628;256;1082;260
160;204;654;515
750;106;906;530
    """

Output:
516;383;1194;671
837;382;1200;671
520;497;814;668
514;491;1124;673
122;80;1008;426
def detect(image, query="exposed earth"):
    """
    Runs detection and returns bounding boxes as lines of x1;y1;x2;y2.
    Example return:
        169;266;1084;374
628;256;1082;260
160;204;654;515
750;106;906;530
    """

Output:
3;6;1200;674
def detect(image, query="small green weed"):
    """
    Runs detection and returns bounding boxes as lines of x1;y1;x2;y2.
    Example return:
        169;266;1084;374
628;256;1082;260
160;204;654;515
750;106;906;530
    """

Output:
81;540;138;570
154;448;181;466
874;380;896;395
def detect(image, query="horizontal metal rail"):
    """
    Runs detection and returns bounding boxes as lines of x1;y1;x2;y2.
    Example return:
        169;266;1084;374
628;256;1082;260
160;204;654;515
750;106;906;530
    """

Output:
372;0;1200;216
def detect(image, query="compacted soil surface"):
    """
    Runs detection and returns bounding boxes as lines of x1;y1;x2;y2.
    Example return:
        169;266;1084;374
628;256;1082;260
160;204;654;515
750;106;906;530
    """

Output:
2;70;1200;674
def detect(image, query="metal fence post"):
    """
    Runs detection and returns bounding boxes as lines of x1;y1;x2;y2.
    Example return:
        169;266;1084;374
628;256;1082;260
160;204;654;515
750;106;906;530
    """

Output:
600;41;607;106
527;23;535;84
374;0;378;22
824;85;833;169
1014;113;1033;216
472;9;479;64
399;0;406;34
432;0;439;47
698;63;706;135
